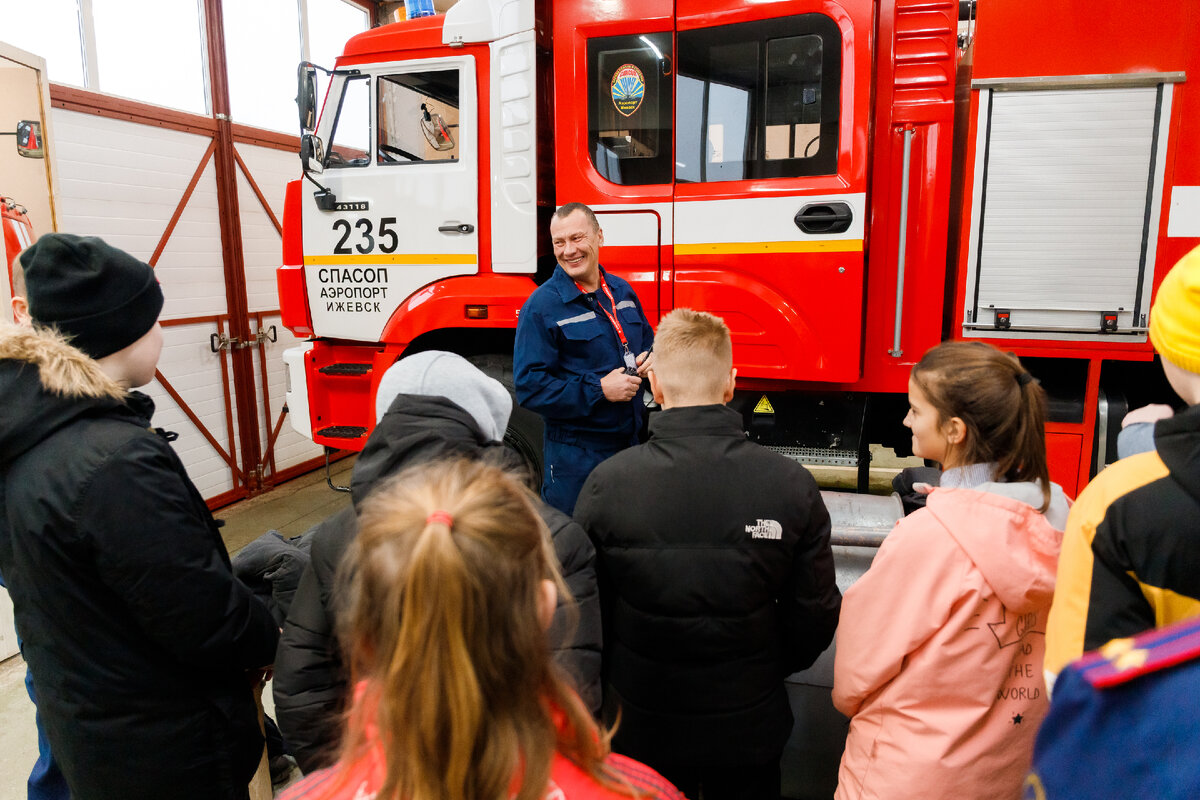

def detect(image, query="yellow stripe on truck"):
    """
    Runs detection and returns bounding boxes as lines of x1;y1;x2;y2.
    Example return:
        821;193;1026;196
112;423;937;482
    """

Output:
673;240;864;256
303;254;479;266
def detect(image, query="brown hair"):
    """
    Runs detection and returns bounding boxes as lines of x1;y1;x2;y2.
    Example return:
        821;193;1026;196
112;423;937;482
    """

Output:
910;341;1051;511
553;202;600;232
652;308;732;404
334;458;623;800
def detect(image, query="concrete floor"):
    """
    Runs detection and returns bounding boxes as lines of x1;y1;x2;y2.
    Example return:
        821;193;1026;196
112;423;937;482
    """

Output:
0;447;917;798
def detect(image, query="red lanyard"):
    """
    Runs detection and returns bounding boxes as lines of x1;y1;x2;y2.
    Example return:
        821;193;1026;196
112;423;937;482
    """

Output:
576;274;630;350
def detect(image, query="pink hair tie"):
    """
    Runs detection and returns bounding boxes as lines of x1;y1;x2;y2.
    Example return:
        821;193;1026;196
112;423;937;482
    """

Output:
426;510;454;528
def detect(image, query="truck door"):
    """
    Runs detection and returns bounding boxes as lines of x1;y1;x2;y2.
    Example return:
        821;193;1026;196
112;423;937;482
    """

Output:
304;57;480;343
672;0;871;382
555;0;674;322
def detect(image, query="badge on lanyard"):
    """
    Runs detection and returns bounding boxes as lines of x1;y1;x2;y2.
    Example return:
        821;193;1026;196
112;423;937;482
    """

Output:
622;346;638;375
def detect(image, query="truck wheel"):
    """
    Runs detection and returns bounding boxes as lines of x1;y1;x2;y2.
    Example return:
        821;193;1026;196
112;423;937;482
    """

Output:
467;353;544;488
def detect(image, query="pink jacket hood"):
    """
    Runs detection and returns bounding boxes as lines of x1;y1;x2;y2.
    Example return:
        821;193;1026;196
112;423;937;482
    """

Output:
924;482;1065;614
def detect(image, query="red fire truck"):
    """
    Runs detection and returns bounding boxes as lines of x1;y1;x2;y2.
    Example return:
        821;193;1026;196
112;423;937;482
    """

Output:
277;0;1200;498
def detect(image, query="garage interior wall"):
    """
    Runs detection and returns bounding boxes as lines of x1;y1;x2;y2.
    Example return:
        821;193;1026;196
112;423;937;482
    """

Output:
4;0;376;507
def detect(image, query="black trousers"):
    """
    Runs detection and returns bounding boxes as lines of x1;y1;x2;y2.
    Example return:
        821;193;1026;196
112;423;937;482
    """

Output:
653;760;781;800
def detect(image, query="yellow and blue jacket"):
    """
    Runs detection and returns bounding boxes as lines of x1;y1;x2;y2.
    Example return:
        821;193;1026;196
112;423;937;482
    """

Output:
1044;403;1200;676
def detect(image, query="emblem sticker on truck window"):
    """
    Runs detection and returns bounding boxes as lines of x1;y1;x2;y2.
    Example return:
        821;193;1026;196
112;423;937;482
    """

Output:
611;64;645;117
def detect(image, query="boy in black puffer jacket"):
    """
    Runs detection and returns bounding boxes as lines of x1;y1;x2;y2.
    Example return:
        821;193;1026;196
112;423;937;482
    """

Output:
576;309;841;800
0;234;278;800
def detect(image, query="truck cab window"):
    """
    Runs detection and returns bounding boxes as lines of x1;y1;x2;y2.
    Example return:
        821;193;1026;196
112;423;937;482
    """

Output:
377;69;460;164
326;75;371;168
587;33;673;186
677;15;839;182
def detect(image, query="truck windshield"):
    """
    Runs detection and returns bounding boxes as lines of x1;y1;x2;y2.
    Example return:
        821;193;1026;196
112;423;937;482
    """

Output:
326;75;371;168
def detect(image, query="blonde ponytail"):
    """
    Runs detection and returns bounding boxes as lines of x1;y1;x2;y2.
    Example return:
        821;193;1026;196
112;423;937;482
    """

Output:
334;459;626;800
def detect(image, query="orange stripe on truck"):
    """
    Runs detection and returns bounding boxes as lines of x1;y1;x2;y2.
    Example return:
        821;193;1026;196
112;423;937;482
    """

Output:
303;254;479;266
673;240;864;256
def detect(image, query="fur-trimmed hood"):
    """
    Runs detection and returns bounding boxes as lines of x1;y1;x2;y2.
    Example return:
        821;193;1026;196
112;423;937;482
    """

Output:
0;323;132;463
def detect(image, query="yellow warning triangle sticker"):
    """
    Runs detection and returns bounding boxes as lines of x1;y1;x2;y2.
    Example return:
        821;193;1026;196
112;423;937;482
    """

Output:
753;396;774;415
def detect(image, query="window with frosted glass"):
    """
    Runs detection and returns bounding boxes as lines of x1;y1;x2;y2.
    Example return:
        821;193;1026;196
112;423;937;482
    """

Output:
224;0;302;131
307;0;370;68
225;0;368;134
92;0;207;114
0;0;86;86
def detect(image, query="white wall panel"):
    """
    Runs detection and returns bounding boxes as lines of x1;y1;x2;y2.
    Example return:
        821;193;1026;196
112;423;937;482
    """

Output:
142;324;238;499
53;109;229;319
49;109;326;502
155;168;228;319
52;108;237;499
236;143;297;312
53;109;211;244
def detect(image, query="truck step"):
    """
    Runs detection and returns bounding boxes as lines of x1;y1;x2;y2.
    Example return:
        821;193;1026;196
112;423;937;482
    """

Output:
316;425;367;439
318;363;372;376
769;445;861;468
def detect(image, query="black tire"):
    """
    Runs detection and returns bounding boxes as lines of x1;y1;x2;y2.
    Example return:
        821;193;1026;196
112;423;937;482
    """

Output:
467;353;544;487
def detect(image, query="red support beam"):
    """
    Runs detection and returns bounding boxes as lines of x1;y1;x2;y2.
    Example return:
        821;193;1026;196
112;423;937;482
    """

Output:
233;148;283;235
204;0;264;494
50;84;219;136
150;141;217;267
154;368;243;484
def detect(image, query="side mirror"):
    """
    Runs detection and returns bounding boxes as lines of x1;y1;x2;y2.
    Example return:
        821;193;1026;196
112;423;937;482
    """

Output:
16;120;44;159
300;133;325;174
297;63;318;133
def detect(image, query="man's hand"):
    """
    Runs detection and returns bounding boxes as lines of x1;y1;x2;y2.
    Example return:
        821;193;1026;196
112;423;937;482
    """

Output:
247;666;273;687
601;367;641;402
1121;403;1174;428
635;349;654;377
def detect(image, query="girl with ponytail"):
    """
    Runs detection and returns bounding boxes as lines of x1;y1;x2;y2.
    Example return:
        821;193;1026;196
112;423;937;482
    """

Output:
278;458;684;800
831;341;1068;800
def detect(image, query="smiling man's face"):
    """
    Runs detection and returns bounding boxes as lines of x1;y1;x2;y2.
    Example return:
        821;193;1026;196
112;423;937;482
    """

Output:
550;209;604;292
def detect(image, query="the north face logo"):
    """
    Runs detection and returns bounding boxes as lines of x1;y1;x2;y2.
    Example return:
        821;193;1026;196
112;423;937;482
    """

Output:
746;519;782;540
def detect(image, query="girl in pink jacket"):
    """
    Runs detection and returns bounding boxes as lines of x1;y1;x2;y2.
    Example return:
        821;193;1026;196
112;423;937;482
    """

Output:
833;341;1067;800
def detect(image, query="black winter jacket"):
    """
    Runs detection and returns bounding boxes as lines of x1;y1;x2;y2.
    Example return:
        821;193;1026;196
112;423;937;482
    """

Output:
272;393;602;772
575;404;841;767
232;530;312;626
0;326;279;800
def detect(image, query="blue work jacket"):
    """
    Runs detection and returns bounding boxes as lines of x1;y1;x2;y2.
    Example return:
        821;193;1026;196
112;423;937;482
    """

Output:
514;265;653;441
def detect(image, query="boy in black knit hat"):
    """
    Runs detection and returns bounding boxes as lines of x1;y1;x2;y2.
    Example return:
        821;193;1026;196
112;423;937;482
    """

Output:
0;234;279;800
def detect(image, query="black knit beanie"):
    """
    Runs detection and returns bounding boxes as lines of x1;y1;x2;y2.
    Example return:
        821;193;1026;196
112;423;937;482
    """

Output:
19;233;164;360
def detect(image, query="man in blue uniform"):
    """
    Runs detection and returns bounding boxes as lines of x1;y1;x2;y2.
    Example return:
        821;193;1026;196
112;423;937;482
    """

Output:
514;202;654;515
